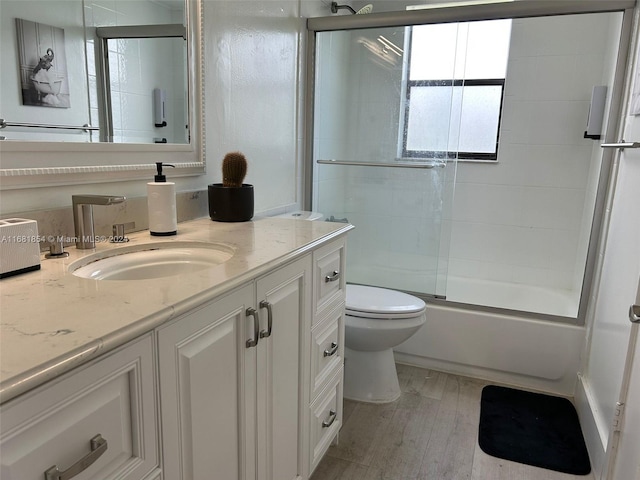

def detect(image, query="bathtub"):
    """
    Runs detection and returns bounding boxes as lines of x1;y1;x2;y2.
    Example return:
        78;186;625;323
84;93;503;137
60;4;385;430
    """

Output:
445;275;580;318
393;276;586;396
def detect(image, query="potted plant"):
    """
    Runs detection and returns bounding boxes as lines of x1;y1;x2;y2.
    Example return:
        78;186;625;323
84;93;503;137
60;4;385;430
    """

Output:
208;152;254;222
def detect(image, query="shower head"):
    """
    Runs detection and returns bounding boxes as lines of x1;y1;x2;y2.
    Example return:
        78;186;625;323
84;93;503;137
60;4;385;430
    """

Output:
330;2;373;15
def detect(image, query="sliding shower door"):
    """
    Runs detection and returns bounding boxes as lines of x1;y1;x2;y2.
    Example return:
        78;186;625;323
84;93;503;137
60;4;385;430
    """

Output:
309;1;631;321
311;25;459;298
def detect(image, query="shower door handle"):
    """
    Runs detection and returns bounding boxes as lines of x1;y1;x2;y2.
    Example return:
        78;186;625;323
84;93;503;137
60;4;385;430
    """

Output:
630;305;640;324
600;140;640;150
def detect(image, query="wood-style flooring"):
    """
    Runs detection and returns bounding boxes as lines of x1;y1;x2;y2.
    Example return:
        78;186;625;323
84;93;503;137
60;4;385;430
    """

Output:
311;364;594;480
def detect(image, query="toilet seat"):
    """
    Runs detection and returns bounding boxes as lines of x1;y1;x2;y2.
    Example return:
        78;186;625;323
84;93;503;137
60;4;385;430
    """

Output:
346;285;426;319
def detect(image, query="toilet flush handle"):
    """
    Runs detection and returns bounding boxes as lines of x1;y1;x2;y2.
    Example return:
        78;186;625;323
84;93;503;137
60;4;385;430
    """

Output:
325;270;340;283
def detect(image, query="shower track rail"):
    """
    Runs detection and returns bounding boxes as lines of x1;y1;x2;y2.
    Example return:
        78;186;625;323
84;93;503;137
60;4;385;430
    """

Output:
0;119;98;132
317;159;445;169
307;0;634;31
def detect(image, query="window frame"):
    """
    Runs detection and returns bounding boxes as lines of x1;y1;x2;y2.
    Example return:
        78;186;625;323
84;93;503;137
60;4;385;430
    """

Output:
401;27;507;162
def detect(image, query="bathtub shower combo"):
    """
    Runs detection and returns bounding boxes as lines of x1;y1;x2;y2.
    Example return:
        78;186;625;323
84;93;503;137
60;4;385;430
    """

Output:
307;0;632;394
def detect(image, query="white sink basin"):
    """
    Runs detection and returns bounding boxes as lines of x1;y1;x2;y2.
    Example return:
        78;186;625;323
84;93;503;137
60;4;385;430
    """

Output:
70;242;235;280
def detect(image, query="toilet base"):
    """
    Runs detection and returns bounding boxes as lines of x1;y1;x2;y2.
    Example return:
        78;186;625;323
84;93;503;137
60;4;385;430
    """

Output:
343;347;401;403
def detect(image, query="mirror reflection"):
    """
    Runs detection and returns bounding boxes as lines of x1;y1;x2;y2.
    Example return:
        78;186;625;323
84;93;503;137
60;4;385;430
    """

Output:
97;25;188;144
0;0;188;145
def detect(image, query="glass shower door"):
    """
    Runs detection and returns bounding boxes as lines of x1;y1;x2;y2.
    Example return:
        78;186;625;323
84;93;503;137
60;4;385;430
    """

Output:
311;25;459;297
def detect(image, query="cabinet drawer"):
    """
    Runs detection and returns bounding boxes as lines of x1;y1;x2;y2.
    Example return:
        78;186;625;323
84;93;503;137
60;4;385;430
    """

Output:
310;304;344;400
0;335;158;480
313;239;346;322
309;368;343;474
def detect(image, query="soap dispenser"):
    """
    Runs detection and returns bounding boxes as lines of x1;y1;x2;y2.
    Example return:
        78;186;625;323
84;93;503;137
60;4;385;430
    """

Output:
147;162;177;236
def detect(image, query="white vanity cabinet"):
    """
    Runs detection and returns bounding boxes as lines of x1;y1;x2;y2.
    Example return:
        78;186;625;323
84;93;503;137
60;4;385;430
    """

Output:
0;223;351;480
157;256;312;480
0;334;159;480
308;238;346;474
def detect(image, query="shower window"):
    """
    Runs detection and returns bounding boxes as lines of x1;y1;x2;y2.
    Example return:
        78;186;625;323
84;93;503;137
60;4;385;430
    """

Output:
401;20;511;160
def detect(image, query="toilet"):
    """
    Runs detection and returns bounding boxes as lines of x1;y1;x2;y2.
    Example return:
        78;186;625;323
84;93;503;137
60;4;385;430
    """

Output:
274;211;324;221
344;284;426;403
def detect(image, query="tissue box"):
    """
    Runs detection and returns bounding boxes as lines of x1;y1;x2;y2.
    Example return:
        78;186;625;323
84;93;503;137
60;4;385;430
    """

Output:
0;218;42;278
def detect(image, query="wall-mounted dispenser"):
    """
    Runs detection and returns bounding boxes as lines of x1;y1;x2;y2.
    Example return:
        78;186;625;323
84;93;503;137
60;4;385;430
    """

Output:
153;88;167;127
584;86;606;140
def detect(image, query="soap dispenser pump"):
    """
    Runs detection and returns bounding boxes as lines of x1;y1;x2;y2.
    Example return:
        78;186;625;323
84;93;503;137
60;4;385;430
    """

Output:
147;162;177;236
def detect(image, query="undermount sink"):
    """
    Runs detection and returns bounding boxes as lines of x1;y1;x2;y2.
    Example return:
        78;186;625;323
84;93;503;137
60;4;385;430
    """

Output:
69;241;235;280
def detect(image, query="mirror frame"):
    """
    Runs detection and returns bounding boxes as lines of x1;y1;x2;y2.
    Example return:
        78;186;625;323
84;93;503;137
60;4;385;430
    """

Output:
0;0;205;189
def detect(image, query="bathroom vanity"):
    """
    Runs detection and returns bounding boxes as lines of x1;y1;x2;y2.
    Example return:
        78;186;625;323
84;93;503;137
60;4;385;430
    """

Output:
0;217;351;480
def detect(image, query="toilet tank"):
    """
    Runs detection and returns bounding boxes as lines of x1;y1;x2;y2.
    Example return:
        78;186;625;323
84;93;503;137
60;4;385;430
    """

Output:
274;211;323;221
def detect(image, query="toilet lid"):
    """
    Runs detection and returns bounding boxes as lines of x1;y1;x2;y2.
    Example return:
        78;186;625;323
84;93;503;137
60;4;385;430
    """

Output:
346;285;426;317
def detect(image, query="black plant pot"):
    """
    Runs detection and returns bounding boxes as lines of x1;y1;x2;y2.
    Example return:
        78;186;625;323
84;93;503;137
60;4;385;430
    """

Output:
208;183;254;222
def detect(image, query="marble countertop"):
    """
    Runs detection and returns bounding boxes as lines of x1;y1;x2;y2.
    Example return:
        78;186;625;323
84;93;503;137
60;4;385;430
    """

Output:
0;216;352;404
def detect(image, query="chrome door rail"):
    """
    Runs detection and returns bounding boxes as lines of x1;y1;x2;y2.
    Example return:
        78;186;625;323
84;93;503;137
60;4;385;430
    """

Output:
317;159;445;169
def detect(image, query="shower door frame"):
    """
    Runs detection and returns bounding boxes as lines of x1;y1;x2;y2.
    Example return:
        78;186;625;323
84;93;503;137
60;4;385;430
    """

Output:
305;0;636;326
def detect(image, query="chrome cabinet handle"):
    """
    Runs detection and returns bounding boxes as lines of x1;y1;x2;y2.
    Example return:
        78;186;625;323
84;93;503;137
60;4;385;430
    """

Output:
630;304;640;324
259;300;273;338
44;434;108;480
322;410;337;428
323;342;339;357
325;270;340;283
246;307;260;348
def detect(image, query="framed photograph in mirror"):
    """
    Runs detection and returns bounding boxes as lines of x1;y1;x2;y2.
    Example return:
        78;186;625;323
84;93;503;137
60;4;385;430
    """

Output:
15;18;70;108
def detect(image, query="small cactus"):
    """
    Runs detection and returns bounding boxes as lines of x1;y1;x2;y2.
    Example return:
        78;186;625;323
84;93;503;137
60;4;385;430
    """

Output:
222;151;248;188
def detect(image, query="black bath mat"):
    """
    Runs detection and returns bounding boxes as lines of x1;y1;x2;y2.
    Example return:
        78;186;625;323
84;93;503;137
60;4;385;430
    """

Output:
478;385;591;475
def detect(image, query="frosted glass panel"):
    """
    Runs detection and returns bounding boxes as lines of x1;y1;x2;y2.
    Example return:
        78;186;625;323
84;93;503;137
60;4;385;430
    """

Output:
458;85;502;152
407;85;502;154
406;86;455;152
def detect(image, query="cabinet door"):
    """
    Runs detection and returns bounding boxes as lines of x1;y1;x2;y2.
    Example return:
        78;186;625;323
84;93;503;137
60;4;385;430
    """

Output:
0;335;158;480
158;284;254;480
255;257;311;480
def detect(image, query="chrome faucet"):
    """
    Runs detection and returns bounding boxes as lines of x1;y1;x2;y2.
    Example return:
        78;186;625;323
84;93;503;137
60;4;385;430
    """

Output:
72;194;126;249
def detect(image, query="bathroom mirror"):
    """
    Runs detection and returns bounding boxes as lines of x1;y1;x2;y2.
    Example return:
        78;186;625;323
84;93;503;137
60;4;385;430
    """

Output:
0;0;204;187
